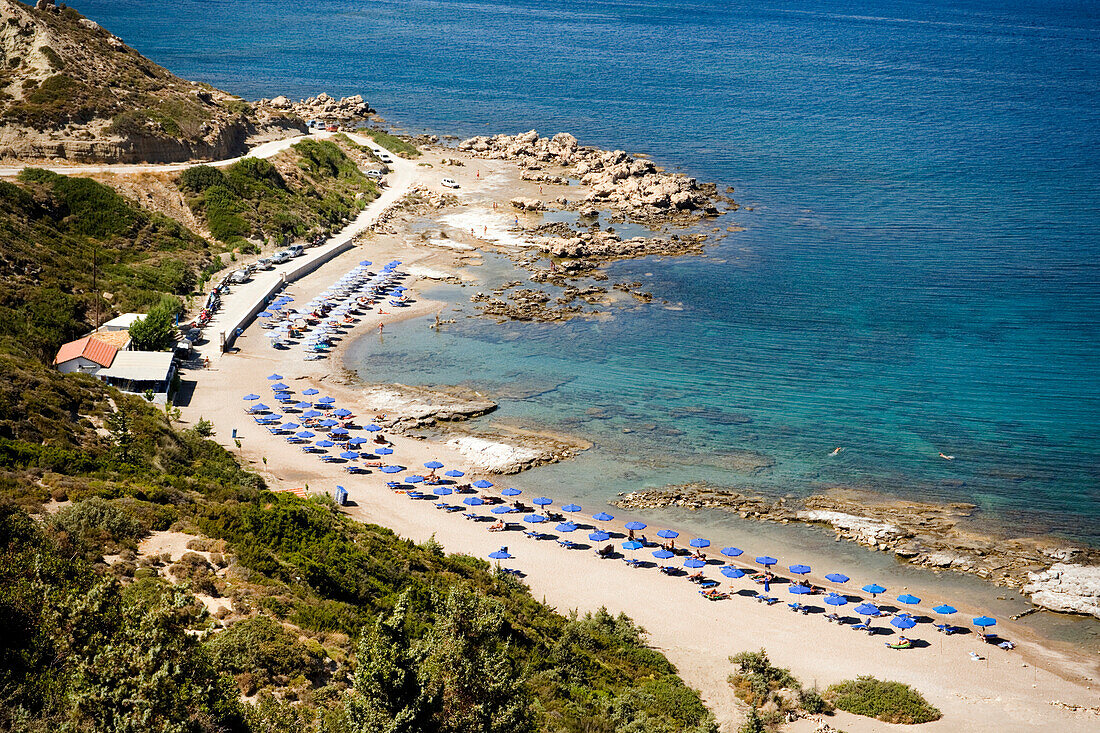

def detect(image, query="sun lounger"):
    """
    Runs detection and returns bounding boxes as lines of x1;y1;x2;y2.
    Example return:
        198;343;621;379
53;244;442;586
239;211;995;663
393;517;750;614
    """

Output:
755;594;778;604
523;530;543;539
700;590;729;601
824;612;843;623
658;565;677;575
850;623;873;633
885;640;913;650
445;505;463;513
623;557;642;568
557;539;576;549
997;640;1016;650
934;623;956;635
434;503;450;510
463;512;479;520
698;579;719;589
788;602;806;613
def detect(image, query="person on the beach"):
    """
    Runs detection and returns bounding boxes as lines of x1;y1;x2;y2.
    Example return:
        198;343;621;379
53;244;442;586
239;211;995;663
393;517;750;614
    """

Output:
378;322;384;333
628;529;635;541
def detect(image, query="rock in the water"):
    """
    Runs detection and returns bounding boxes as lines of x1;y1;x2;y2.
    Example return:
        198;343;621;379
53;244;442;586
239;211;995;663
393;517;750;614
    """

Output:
1023;564;1100;619
359;384;496;428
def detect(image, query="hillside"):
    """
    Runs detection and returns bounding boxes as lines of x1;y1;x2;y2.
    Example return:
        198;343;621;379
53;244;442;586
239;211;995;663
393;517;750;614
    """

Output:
0;0;304;163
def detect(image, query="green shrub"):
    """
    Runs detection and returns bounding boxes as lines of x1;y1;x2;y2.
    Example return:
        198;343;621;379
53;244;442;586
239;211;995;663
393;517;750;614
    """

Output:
357;128;421;158
48;496;144;550
825;676;941;724
179;165;228;193
205;615;322;684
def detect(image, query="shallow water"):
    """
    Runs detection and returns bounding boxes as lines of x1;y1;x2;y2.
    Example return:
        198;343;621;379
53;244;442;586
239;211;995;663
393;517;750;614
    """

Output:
75;0;1100;544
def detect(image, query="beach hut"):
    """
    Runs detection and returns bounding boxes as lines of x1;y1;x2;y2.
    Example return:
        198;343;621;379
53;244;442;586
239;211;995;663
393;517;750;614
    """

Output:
334;485;348;506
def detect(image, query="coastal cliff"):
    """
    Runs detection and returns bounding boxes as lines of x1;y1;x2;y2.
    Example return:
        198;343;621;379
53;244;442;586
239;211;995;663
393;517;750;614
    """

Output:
0;0;305;163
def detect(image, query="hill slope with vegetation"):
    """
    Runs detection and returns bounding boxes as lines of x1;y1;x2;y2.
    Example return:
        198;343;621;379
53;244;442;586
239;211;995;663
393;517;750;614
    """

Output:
0;0;303;162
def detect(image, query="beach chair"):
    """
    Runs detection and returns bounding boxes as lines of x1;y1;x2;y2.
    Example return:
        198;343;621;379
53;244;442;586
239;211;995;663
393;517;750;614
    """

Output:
698;579;719;589
622;557;642;568
787;602;803;613
851;623;873;634
523;530;541;539
658;565;676;575
434;503;449;510
445;505;463;513
557;539;576;549
934;623;956;635
463;512;479;520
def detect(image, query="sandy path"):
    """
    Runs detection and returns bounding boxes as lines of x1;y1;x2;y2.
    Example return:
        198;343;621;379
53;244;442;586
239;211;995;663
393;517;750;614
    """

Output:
178;154;1100;732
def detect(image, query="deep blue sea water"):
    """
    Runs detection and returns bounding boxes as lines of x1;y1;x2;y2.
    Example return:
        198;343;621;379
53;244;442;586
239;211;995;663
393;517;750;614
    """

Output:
72;0;1100;542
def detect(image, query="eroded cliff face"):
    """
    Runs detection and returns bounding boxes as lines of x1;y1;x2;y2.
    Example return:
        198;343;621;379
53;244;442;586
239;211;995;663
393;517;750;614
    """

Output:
0;0;304;163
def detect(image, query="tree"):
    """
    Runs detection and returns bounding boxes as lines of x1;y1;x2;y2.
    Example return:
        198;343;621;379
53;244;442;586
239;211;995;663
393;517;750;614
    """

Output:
419;587;533;733
105;405;134;464
739;707;766;733
128;300;176;351
345;592;433;733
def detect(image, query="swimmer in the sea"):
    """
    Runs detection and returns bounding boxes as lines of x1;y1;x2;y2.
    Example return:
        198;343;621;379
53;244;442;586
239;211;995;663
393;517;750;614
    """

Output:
939;452;955;460
829;446;843;456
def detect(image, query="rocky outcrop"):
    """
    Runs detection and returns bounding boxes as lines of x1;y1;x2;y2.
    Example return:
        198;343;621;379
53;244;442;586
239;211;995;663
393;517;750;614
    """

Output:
613;484;1100;615
509;197;546;212
358;384;496;429
1023;564;1100;619
444;431;586;474
540;228;708;261
256;92;374;122
0;0;304;163
458;130;730;223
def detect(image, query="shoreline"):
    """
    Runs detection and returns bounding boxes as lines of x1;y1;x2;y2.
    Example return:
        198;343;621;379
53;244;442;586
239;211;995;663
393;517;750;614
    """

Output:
178;138;1100;730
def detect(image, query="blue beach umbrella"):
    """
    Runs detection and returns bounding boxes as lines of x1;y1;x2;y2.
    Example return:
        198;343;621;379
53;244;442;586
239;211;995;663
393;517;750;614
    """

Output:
897;593;922;606
295;402;312;410
405;475;426;484
689;538;711;549
319;418;339;427
489;550;512;560
303;409;322;418
556;522;578;532
657;529;679;539
379;465;404;473
652;549;674;559
303;388;319;396
243;394;260;401
318;396;336;404
340;451;359;460
491;506;513;514
315;440;335;448
789;584;812;595
933;604;958;615
593;512;614;522
721;566;746;579
267;374;283;380
375;447;393;455
523;514;547;523
365;424;383;432
789;564;811;575
360;260;372;266
854;603;881;617
862;583;887;596
891;615;917;630
296;431;315;439
444;469;464;477
348;437;368;445
589;531;610;542
473;479;494;489
463;497;484;506
271;383;289;391
622;540;643;551
334;408;353;417
973;616;997;628
424;460;444;469
280;423;300;430
562;504;582;512
825;573;850;584
684;557;706;569
825;594;849;606
249;403;270;412
533;497;553;507
721;547;744;557
756;556;778;567
258;311;273;318
501;488;521;496
433;486;453;496
625;521;647;531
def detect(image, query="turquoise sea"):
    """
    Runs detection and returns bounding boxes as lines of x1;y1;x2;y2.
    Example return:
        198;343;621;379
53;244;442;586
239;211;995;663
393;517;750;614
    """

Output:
73;0;1100;544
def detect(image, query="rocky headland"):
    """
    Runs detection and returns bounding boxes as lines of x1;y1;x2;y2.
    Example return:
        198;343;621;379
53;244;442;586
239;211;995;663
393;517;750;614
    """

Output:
254;92;374;123
0;0;304;163
614;484;1100;618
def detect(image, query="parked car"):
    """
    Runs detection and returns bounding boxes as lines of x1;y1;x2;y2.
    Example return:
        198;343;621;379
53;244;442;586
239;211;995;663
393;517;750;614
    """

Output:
256;257;275;270
270;250;292;264
288;245;305;258
229;268;252;284
366;169;384;180
441;177;459;189
376;152;394;164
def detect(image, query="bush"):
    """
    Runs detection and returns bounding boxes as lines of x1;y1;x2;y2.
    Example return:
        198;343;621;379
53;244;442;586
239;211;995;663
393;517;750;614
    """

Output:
205;615;321;685
49;496;144;550
178;165;228;193
825;676;941;724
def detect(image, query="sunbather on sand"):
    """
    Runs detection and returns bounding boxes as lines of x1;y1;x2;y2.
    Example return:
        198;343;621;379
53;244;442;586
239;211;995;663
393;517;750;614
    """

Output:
488;520;505;532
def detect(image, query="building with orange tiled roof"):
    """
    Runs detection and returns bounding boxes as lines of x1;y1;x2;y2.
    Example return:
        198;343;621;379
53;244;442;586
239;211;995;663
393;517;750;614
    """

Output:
54;336;119;375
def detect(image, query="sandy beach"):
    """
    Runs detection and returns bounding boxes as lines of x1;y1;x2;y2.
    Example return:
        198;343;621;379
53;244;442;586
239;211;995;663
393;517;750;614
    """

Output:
179;143;1099;732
